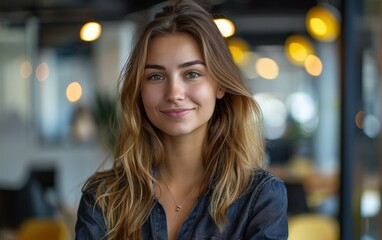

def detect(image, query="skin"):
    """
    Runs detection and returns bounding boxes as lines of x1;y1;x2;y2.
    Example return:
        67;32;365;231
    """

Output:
141;33;224;240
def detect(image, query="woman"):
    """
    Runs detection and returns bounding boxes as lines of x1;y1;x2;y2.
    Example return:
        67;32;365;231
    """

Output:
75;0;288;239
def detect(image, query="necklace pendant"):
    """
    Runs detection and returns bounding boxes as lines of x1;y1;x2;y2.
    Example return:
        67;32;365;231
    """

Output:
176;205;181;212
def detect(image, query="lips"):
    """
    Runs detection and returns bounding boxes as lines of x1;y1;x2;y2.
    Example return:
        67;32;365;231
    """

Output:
160;108;193;119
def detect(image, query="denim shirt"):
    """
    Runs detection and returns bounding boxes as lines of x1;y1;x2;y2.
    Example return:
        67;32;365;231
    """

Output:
75;170;288;240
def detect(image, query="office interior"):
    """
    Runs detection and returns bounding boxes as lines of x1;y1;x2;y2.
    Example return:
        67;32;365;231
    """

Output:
0;0;381;239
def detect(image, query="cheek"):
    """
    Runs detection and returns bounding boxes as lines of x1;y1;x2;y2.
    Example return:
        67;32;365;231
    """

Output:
191;85;218;105
141;86;159;108
141;92;157;123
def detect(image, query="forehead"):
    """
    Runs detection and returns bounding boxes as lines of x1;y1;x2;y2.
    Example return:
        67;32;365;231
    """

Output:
146;33;204;62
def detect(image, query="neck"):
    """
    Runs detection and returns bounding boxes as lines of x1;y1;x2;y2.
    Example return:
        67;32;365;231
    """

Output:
161;134;206;183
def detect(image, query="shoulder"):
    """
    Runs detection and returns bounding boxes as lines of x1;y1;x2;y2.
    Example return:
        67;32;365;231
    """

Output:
75;178;108;239
81;170;116;199
78;172;114;214
78;178;102;213
248;168;286;192
80;178;100;206
244;169;287;210
240;169;289;239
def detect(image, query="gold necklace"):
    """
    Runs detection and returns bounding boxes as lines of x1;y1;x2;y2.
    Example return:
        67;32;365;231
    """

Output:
159;168;198;212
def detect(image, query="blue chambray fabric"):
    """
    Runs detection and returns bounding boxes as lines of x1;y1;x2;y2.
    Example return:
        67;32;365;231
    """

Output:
75;169;288;240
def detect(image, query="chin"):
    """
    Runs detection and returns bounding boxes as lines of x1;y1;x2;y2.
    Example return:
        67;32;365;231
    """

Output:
162;129;192;137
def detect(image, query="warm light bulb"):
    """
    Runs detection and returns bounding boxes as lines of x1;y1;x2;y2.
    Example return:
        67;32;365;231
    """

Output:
355;111;364;129
214;18;235;38
255;58;279;80
227;38;250;65
310;18;328;36
306;5;340;42
66;82;83;102
285;35;314;66
289;43;308;62
304;55;323;76
80;22;102;42
36;63;49;81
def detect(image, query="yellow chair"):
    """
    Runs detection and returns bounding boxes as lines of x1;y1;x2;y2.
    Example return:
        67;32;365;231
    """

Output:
288;214;339;240
17;218;70;240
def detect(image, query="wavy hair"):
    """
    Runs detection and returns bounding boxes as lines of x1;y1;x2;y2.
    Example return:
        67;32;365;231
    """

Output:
83;0;264;239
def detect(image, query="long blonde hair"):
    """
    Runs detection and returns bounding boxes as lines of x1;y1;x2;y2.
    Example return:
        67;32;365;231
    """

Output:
84;0;264;239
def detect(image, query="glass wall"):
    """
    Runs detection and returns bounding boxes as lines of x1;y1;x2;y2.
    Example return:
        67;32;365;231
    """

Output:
358;0;381;239
227;11;341;221
218;6;342;238
340;0;381;239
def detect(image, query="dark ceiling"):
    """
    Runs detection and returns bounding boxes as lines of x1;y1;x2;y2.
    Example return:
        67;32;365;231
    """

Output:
0;0;333;21
0;0;341;49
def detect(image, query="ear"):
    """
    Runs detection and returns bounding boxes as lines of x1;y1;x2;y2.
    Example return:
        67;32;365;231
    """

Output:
216;87;225;99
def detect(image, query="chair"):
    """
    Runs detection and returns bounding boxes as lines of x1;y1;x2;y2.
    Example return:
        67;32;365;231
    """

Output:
16;218;70;240
285;183;309;215
288;214;339;240
0;167;57;229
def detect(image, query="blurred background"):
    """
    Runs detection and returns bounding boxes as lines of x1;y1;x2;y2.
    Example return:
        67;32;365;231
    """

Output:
0;0;380;239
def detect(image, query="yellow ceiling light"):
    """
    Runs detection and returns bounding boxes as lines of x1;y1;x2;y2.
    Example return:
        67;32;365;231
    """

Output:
285;35;314;66
306;5;340;42
80;22;102;42
255;58;279;80
355;111;364;129
227;37;250;65
304;54;323;76
36;62;50;81
214;18;235;38
66;81;83;102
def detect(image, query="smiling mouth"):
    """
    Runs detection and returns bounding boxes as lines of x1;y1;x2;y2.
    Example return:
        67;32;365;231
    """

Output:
160;108;193;119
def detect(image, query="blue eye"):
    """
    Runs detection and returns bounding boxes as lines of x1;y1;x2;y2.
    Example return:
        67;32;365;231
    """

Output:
148;74;164;81
186;71;200;79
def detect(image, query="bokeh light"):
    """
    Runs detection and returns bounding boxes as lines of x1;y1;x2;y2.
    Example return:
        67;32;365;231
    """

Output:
304;54;323;76
228;38;250;66
285;35;314;66
355;111;364;129
306;5;340;42
66;82;83;102
254;93;288;140
20;61;33;79
214;18;235;38
80;22;102;42
363;114;380;138
287;92;317;124
36;63;50;81
361;190;381;218
255;57;279;80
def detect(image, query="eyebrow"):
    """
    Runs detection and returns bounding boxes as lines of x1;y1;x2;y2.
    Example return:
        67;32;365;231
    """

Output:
144;60;205;70
179;60;205;68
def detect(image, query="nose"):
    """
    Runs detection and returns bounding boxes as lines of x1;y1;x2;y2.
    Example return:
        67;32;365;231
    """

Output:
164;77;185;102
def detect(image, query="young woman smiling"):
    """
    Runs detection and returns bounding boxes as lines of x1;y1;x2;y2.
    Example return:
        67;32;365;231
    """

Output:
75;0;288;239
